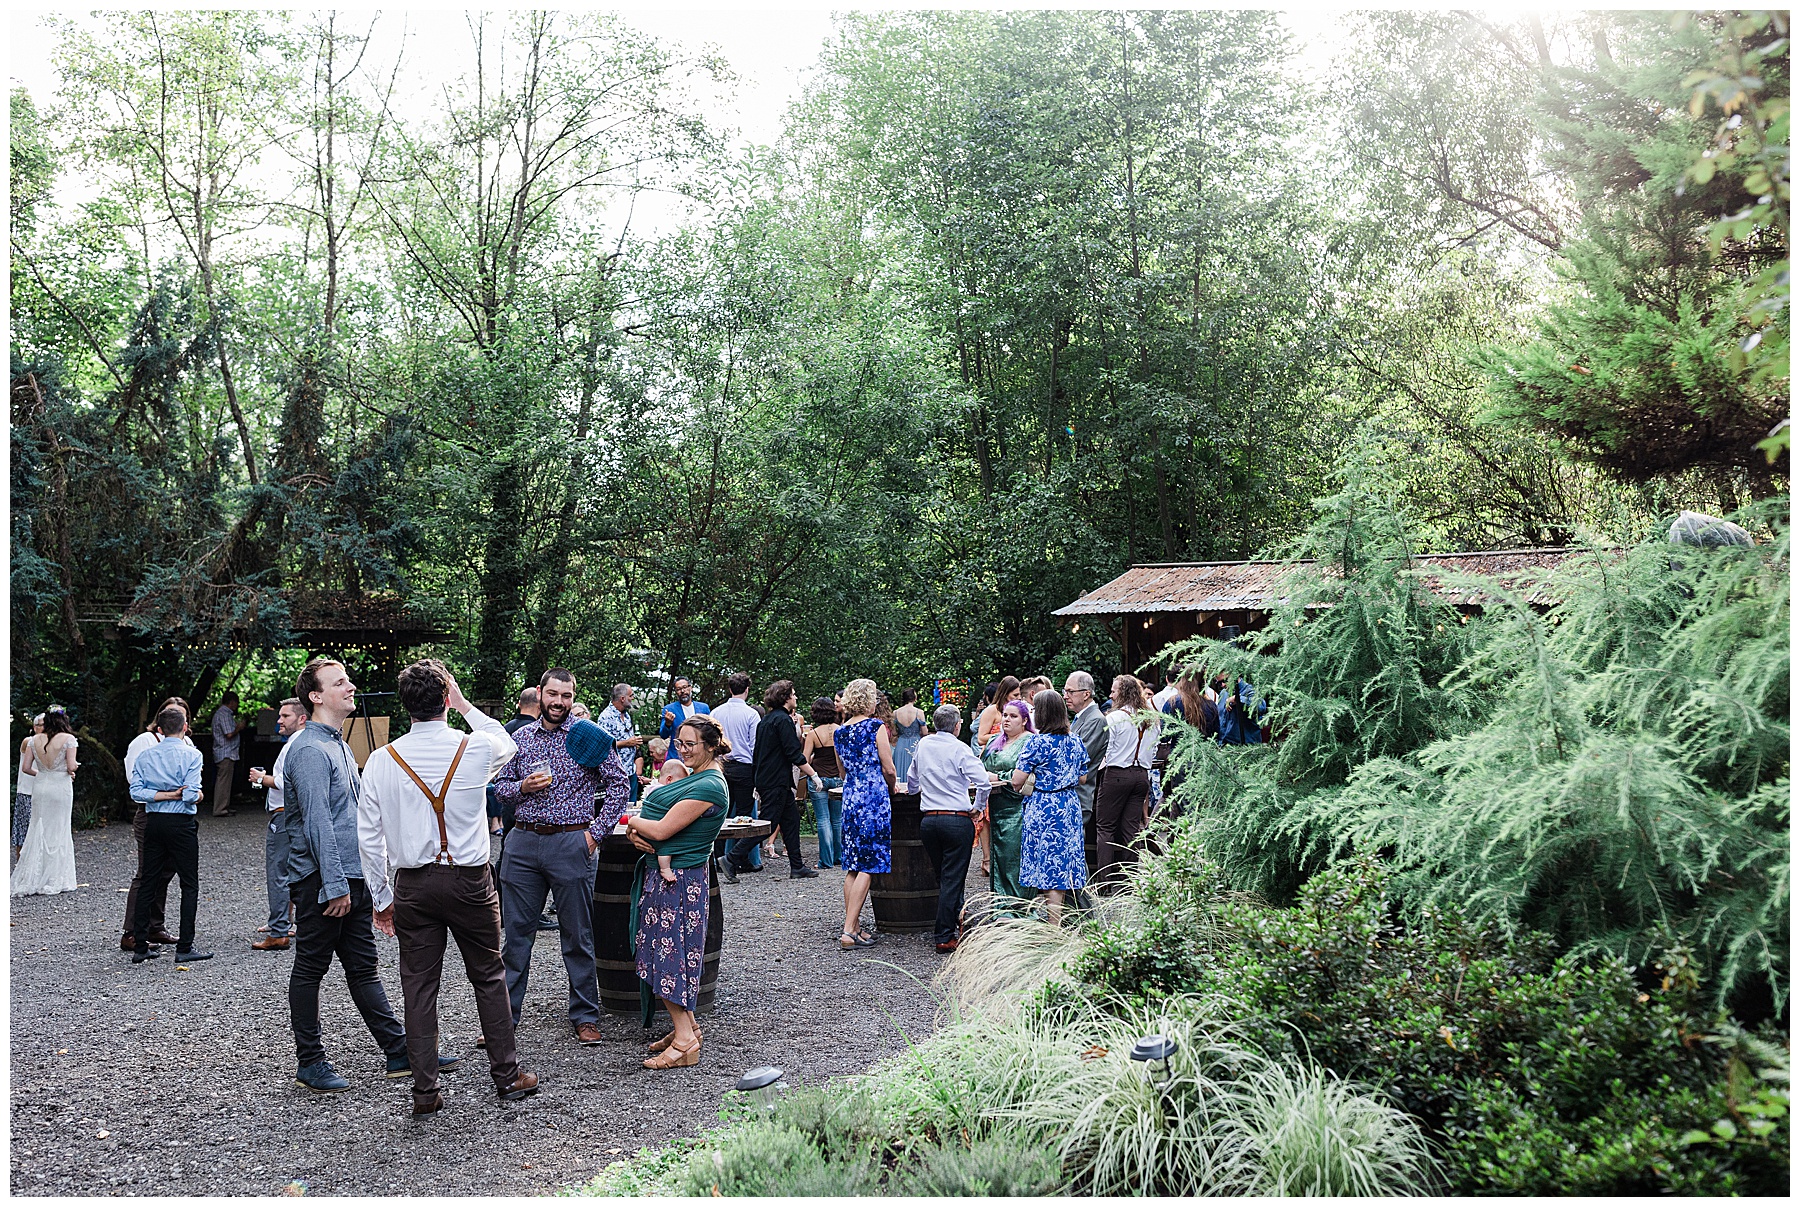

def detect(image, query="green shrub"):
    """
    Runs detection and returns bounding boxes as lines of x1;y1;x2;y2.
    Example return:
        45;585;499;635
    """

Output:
679;1124;817;1197
896;1134;1067;1196
1071;847;1789;1194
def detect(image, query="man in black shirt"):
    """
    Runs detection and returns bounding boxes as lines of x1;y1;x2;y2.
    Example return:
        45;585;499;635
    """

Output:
503;687;541;736
731;680;819;879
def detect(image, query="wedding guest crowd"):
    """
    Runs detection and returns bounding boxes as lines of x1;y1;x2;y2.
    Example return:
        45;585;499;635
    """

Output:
9;651;1262;1114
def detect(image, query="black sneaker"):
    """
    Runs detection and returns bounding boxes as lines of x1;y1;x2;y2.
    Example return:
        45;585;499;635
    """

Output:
790;865;819;879
174;949;215;962
296;1060;351;1093
130;949;160;964
537;914;559;932
717;857;738;885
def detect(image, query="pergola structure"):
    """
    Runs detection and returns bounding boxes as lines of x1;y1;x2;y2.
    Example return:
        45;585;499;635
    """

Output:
1054;548;1583;674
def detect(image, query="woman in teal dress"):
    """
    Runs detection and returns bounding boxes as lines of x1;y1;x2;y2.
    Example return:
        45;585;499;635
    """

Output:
980;699;1034;909
1011;690;1089;925
626;716;730;1070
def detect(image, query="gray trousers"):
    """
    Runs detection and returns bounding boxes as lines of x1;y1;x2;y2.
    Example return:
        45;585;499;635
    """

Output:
265;810;292;936
498;828;599;1028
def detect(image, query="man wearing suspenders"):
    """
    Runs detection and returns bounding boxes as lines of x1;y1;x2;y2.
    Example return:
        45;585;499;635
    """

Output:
358;659;540;1115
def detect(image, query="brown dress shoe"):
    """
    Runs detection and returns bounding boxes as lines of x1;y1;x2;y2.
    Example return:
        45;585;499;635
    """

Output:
412;1092;444;1116
150;929;179;946
251;935;290;950
499;1070;540;1101
121;933;162;951
574;1023;603;1046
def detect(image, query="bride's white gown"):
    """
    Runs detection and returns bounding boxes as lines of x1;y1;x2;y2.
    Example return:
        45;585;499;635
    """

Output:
12;739;77;896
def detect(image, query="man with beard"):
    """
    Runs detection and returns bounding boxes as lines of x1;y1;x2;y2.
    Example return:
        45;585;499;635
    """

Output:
490;668;611;1046
657;677;709;748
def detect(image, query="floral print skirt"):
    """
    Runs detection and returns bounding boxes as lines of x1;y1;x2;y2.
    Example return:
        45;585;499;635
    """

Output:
635;864;709;1010
1020;787;1088;892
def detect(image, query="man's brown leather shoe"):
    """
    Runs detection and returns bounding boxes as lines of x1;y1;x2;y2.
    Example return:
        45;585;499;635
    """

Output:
412;1092;444;1116
499;1071;540;1101
575;1023;603;1046
251;935;290;950
150;929;179;946
121;933;162;951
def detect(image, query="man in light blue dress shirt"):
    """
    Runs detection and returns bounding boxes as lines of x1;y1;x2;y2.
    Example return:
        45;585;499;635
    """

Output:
127;707;211;963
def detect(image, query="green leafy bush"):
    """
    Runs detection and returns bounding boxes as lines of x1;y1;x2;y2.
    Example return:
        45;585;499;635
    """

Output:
1069;847;1789;1193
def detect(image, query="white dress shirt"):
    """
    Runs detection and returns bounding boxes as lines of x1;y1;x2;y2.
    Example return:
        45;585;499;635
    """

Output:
264;740;294;812
711;696;759;765
1152;684;1178;710
124;730;198;782
905;731;993;813
357;707;516;911
1102;710;1161;769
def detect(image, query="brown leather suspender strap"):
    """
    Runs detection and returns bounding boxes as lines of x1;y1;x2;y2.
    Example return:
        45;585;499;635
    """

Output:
385;737;471;864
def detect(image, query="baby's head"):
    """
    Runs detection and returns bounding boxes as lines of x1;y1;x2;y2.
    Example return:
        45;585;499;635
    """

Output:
648;737;669;761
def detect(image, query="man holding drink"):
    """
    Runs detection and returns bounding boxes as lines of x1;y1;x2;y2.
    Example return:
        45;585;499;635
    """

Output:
489;668;612;1047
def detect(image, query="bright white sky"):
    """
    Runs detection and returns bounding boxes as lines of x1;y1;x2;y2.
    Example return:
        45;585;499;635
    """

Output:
9;5;1350;235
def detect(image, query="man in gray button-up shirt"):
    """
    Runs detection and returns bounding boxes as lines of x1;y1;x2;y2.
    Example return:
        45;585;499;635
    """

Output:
283;656;408;1091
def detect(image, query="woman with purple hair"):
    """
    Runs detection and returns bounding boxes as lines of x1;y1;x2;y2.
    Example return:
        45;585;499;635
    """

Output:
979;699;1034;908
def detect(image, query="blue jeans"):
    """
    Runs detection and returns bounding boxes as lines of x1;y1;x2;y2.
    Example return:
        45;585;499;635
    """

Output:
808;777;844;867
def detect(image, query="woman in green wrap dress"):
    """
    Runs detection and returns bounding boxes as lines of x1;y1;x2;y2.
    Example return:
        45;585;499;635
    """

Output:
981;700;1034;909
626;716;730;1070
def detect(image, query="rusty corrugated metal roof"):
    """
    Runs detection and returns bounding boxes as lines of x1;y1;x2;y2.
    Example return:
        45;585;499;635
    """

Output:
1052;548;1585;616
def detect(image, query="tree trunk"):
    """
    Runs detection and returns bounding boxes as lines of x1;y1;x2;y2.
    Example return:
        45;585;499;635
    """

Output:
474;459;529;697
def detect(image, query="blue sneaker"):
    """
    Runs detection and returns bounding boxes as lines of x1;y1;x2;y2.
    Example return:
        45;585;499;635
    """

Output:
386;1051;463;1079
295;1061;350;1093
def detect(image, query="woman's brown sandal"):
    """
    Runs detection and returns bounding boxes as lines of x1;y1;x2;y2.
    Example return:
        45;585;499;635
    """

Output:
643;1037;701;1069
648;1025;702;1054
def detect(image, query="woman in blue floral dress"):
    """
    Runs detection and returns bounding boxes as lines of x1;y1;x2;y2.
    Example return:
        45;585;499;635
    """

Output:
836;678;897;949
1011;689;1090;924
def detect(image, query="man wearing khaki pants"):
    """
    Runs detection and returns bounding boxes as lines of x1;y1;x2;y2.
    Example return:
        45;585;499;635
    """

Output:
359;660;539;1114
210;691;241;817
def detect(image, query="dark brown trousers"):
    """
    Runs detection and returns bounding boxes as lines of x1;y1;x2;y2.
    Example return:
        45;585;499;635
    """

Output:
120;805;167;937
393;862;520;1098
1094;766;1150;891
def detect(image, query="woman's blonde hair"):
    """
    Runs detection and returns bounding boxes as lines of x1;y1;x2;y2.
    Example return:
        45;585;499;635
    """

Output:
841;678;879;717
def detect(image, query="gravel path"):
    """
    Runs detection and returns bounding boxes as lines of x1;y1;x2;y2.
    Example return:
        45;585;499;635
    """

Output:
9;810;976;1196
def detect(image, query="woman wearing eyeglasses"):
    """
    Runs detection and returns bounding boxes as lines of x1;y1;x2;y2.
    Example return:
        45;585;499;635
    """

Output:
625;716;732;1069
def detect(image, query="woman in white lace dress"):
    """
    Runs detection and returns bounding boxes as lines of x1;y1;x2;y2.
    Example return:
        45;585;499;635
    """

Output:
13;707;79;897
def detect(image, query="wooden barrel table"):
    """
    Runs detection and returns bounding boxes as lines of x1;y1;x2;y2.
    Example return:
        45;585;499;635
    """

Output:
868;789;936;933
592;816;772;1017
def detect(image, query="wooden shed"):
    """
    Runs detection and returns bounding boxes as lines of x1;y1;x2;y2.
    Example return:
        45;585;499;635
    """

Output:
1053;548;1583;673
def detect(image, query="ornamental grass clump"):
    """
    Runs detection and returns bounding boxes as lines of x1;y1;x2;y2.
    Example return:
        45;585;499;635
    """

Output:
1240;1063;1435;1196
